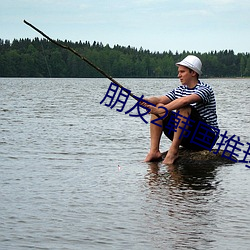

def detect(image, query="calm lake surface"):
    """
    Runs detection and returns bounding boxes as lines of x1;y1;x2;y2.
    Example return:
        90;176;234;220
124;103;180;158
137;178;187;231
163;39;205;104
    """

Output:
1;78;250;250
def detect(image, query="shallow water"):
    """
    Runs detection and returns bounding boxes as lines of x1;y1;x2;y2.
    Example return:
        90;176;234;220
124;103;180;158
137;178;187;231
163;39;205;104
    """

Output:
1;78;250;249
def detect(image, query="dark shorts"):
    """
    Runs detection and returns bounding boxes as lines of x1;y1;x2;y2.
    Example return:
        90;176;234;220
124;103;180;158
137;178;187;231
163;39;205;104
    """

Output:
162;106;218;150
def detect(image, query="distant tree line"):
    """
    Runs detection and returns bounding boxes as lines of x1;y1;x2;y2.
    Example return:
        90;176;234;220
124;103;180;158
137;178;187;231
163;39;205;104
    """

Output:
0;38;250;78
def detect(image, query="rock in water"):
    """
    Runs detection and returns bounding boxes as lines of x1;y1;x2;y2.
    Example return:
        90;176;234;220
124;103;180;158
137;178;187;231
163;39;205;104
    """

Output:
161;148;237;165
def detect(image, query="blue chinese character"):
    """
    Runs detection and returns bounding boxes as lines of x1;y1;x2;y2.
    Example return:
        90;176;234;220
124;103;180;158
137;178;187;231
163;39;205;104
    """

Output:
110;87;131;112
150;106;169;128
125;95;155;124
221;135;242;162
213;130;228;154
178;114;195;140
100;82;119;107
191;121;220;151
238;142;250;168
164;110;183;135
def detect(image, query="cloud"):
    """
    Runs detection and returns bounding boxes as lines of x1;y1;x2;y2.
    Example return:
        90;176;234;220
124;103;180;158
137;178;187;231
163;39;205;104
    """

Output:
198;0;250;10
206;0;237;4
1;0;250;53
134;0;167;5
79;3;89;10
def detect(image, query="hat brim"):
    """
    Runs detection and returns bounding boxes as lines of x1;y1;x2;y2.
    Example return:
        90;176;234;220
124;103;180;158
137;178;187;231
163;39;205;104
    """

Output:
176;62;202;75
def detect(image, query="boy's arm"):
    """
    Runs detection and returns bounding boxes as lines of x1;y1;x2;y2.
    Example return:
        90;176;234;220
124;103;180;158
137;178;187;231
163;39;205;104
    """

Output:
148;94;201;115
144;95;172;105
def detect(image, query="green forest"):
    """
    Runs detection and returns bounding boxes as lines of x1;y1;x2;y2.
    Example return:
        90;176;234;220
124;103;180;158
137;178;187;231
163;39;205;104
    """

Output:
0;38;250;78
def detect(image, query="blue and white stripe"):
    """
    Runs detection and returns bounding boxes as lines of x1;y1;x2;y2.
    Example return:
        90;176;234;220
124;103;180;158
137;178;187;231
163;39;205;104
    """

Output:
166;80;219;129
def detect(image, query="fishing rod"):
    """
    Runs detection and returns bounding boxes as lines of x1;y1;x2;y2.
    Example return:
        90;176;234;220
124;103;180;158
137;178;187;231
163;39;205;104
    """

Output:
23;20;139;101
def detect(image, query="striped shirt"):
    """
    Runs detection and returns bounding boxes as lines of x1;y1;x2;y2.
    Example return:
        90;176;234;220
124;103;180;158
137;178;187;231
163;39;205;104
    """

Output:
166;80;219;129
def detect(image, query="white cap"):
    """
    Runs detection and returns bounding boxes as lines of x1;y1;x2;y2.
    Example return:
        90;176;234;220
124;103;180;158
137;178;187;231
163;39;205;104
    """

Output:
176;55;202;75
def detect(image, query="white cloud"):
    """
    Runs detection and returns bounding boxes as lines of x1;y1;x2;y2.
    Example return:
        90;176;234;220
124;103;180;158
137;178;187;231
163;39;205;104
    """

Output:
206;0;237;4
1;0;250;53
134;0;168;5
79;3;89;10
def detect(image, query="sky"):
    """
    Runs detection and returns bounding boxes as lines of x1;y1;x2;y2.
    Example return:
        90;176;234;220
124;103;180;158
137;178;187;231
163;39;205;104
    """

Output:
1;0;250;53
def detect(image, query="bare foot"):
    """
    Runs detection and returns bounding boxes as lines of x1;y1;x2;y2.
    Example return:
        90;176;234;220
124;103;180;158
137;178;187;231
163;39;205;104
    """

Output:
163;150;179;165
144;151;162;162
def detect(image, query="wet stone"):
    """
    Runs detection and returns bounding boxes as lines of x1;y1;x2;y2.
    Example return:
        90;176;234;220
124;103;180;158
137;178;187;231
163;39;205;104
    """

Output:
161;148;237;166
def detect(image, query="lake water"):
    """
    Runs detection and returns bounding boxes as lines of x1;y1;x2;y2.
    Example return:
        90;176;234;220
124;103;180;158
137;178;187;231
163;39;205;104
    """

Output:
1;78;250;250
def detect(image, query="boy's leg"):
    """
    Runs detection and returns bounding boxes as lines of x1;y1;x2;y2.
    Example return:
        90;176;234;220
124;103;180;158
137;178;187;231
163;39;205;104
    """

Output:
163;106;192;164
144;114;163;162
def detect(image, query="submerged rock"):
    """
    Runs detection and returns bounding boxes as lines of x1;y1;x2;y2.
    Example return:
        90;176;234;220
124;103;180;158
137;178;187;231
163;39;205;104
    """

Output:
161;148;237;165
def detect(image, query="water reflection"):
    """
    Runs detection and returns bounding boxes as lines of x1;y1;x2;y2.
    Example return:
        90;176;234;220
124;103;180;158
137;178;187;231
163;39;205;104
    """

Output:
144;162;221;249
147;161;220;191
